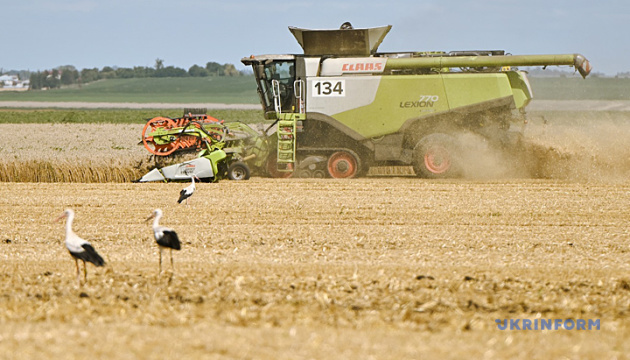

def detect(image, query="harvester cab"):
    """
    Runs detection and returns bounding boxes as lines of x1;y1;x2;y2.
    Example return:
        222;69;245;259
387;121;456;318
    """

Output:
247;56;299;118
242;24;592;179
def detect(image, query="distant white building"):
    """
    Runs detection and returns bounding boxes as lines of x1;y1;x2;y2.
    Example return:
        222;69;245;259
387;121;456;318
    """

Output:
0;74;29;89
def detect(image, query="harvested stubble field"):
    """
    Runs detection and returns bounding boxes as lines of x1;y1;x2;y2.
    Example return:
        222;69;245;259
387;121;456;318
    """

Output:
1;111;630;359
0;179;629;359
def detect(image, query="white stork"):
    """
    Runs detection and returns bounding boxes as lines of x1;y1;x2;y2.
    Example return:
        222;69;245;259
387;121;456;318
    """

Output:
55;209;105;284
177;175;199;205
145;208;181;274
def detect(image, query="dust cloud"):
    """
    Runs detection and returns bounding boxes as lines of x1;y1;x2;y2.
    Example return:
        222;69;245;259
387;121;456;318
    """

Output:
456;113;630;182
454;131;528;180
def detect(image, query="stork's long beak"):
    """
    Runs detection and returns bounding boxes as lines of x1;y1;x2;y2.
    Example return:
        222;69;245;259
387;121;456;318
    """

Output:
54;213;67;223
144;214;155;223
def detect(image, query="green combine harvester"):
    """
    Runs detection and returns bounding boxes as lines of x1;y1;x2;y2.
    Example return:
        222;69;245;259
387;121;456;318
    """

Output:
138;23;592;182
241;23;592;178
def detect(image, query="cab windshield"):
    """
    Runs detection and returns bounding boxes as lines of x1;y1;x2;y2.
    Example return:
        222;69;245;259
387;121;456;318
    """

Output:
254;60;296;117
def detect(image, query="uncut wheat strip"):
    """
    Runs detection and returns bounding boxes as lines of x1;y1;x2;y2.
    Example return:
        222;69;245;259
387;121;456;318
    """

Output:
3;162;14;182
45;161;58;182
62;165;73;182
76;158;141;183
57;160;78;182
0;158;139;183
0;162;10;182
34;160;59;183
2;161;31;182
11;162;20;182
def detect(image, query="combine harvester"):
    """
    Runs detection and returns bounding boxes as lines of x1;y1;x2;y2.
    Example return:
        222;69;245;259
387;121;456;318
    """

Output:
241;23;592;178
139;23;592;181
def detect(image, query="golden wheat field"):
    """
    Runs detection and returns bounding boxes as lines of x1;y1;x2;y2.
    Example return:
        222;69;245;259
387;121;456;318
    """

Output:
1;114;630;359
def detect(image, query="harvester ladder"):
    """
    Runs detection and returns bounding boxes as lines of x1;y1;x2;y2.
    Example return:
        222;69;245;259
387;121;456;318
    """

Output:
276;113;303;172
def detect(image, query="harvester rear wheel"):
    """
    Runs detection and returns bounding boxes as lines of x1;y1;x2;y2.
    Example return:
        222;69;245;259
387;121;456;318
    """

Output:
413;133;461;178
327;151;359;179
142;117;179;156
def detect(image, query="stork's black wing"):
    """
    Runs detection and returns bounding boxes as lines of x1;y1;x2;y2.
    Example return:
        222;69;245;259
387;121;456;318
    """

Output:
157;230;181;250
70;244;105;267
177;189;191;204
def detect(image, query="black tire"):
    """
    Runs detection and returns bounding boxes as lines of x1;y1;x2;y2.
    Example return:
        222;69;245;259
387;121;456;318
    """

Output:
312;170;327;178
227;162;251;181
412;133;461;178
297;170;312;178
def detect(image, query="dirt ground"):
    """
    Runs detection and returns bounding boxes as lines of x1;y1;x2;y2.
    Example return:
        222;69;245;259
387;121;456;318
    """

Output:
1;106;630;358
1;178;629;359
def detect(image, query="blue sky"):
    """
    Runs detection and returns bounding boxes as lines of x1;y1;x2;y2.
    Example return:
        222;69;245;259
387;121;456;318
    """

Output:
1;0;628;75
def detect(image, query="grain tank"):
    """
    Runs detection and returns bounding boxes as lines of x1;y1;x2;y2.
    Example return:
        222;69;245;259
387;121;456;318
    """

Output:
242;24;592;178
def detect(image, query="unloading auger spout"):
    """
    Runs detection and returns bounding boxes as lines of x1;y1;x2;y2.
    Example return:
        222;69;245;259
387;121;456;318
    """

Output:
384;53;592;78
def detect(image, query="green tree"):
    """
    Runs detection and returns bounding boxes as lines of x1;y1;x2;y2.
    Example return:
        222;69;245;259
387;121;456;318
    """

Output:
155;58;164;70
29;72;43;90
155;66;188;77
223;64;240;77
44;70;61;89
60;68;79;85
205;61;222;76
188;64;209;77
100;66;116;79
80;68;100;83
115;67;135;79
133;66;154;78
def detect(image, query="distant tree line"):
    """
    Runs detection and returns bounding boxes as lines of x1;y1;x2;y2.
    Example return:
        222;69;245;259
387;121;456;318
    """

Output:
28;59;245;90
29;66;79;90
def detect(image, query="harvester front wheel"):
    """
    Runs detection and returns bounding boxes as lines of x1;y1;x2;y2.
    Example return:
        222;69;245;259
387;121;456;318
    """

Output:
227;162;251;181
413;133;461;178
327;151;359;179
